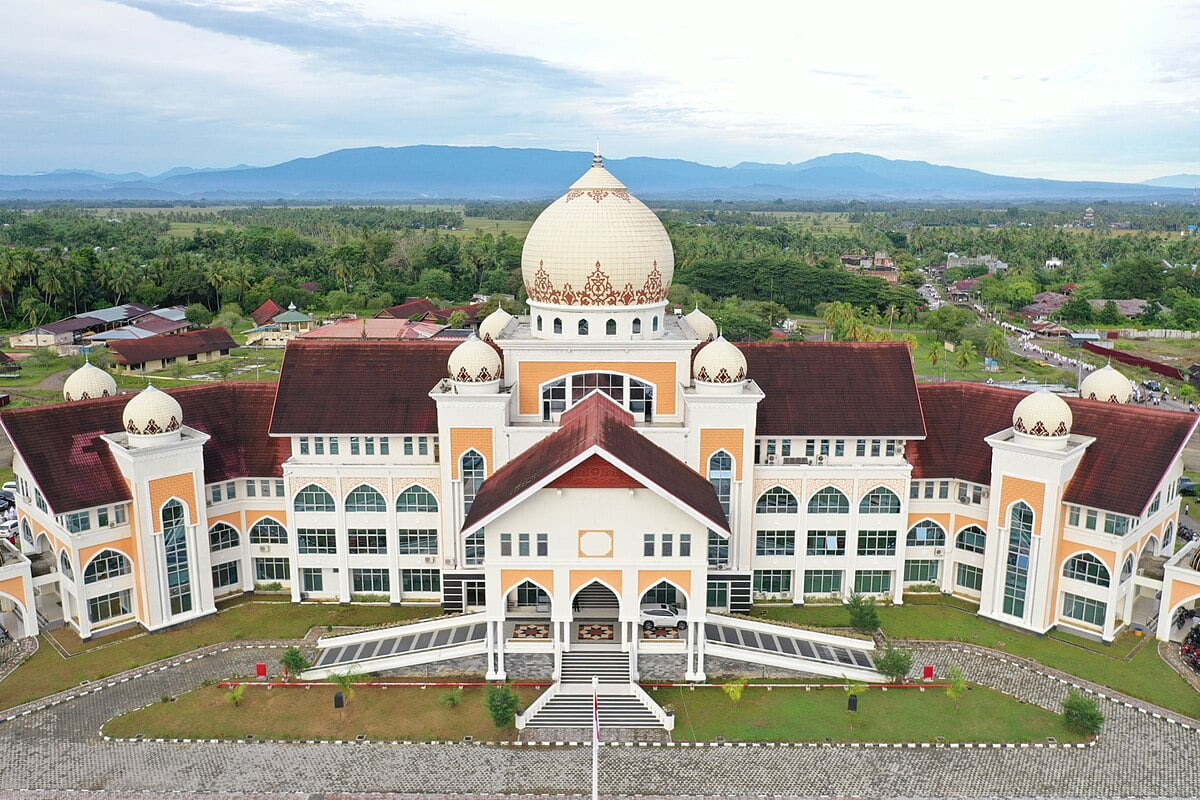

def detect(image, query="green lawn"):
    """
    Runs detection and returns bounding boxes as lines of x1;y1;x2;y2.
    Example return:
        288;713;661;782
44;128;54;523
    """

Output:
0;597;439;710
754;596;1200;718
662;683;1085;743
907;330;1066;384
104;683;540;741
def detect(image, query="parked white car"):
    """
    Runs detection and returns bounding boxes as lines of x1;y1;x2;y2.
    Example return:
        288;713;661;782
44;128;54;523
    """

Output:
640;603;686;631
1;482;15;494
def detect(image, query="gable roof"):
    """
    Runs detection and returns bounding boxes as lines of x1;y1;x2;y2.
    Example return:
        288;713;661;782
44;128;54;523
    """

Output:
377;298;438;320
108;328;236;365
910;383;1198;517
462;393;729;535
737;341;926;438
251;299;286;326
0;383;287;514
269;339;458;434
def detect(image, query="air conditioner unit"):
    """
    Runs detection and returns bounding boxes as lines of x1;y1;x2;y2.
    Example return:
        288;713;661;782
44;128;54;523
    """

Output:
815;455;827;465
934;548;944;556
108;521;119;528
765;455;777;465
443;558;455;566
258;545;270;553
423;556;437;564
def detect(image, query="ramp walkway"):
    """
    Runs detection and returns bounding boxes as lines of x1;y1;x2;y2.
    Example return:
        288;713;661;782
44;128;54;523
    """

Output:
302;613;487;679
704;615;880;682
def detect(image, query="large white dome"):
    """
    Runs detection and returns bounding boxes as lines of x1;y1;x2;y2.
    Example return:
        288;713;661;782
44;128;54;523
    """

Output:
448;336;501;383
521;155;673;308
1080;364;1132;404
63;362;116;401
1012;389;1073;439
123;385;183;440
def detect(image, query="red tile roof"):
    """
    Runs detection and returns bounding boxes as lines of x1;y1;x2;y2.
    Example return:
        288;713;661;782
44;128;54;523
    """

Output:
0;383;287;514
109;328;236;365
128;313;192;335
251;299;286;327
910;383;1198;516
422;303;483;323
463;393;728;533
737;341;926;438
377;298;438;320
269;339;458;434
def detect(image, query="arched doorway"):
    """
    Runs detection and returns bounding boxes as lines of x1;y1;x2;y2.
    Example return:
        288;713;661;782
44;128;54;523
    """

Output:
570;581;621;646
639;580;689;640
505;580;552;642
0;591;30;639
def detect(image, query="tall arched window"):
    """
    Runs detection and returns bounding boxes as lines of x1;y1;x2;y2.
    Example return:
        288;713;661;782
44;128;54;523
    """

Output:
553;318;562;334
162;499;192;615
294;484;335;512
397;485;438;513
578;319;589;335
20;518;32;547
540;372;654;422
632;318;642;334
955;526;986;553
808;487;849;514
84;549;131;584
209;522;240;551
345;484;386;513
708;451;733;515
906;521;945;546
1063;553;1110;586
59;550;74;581
1164;521;1175;551
1120;554;1134;583
860;487;901;514
652;316;659;332
536;315;543;332
249;518;288;544
605;319;616;335
461;450;485;514
1002;502;1034;618
756;487;797;513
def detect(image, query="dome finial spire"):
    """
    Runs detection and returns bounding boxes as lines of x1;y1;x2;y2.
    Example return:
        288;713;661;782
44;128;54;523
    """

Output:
593;140;602;167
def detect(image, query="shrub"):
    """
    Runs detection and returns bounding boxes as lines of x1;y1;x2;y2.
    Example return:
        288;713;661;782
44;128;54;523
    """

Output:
1062;690;1104;736
486;684;521;728
875;647;913;684
349;593;390;603
255;582;283;592
440;688;465;708
721;678;749;702
280;647;310;679
225;684;245;706
330;670;359;703
846;593;881;633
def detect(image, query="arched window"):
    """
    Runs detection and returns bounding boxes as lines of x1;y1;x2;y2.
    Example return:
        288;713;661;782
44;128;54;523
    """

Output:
553;318;562;334
84;549;131;584
20;518;32;547
345;484;386;513
161;499;192;615
906;521;946;547
59;550;74;581
249;518;288;544
1063;553;1110;586
1120;554;1134;583
397;485;438;513
461;450;485;514
860;487;901;514
708;451;733;515
578;319;589;335
606;318;617;335
652;316;659;332
209;522;240;551
512;580;549;608
294;484;335;512
808;486;849;514
1002;502;1034;617
465;531;485;565
540;372;655;422
955;526;986;554
632;318;641;334
756;487;797;513
1164;521;1175;551
536;315;543;332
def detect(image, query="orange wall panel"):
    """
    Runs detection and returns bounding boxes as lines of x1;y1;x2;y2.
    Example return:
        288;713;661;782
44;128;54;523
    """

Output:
999;476;1047;532
1169;577;1200;613
518;361;678;416
148;473;199;527
700;428;744;480
500;569;556;596
569;569;623;597
450;428;494;479
637;569;694;597
0;576;29;607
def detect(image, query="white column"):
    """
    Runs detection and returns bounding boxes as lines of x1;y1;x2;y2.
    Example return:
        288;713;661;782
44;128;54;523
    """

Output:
495;619;506;680
695;617;707;681
629;621;639;680
485;618;502;680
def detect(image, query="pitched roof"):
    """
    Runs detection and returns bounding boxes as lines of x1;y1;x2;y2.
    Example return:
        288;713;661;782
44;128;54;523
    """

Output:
108;328;236;365
297;318;446;340
377;298;438;320
737;341;926;437
269;339;458;434
422;303;483;323
910;383;1198;517
251;300;286;327
462;393;728;534
0;383;287;514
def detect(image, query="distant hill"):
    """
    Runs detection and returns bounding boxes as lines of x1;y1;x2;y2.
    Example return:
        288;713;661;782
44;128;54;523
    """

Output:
1143;174;1200;189
0;145;1191;202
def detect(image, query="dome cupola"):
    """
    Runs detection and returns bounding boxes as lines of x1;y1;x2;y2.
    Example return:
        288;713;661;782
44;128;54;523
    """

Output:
1079;364;1131;404
63;362;117;401
693;335;748;392
447;335;501;393
122;385;183;447
478;307;513;342
684;307;718;342
1012;389;1073;447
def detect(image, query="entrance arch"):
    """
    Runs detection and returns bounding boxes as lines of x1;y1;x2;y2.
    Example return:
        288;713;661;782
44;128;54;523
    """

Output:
639;580;689;636
0;590;31;639
570;580;622;646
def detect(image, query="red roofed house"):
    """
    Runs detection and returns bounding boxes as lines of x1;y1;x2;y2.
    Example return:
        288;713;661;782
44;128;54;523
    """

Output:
376;297;439;320
250;299;286;327
108;328;237;373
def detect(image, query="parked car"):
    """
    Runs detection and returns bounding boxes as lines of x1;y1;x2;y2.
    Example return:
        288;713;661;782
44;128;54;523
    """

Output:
1144;380;1163;392
1180;477;1197;496
0;519;18;539
640;603;686;631
0;482;15;494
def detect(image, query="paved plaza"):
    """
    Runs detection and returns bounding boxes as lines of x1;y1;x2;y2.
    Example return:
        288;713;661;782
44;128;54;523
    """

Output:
0;641;1197;799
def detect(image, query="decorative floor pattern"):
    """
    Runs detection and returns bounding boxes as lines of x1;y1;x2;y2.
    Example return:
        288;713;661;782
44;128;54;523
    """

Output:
511;624;550;640
577;623;615;641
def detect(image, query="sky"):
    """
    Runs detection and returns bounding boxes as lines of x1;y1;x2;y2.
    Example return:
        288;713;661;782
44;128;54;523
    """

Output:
3;0;1199;182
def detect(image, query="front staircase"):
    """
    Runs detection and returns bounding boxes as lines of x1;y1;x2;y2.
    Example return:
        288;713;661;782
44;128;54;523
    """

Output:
560;651;629;685
519;650;670;730
523;693;662;728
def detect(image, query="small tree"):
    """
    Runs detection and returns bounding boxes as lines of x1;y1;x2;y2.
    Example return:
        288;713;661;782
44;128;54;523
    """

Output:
846;593;881;633
212;358;236;380
280;647;309;680
185;303;213;327
447;310;469;329
486;683;521;728
721;677;749;702
225;683;246;707
875;647;913;684
944;664;968;708
330;669;359;703
1062;690;1104;736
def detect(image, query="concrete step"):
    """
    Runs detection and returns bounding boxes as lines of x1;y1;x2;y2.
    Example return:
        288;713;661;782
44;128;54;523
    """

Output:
525;696;661;728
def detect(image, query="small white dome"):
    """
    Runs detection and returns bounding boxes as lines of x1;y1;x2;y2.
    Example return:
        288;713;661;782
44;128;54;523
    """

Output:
1079;364;1131;404
1012;389;1073;438
123;385;183;438
694;335;747;384
684;307;717;342
478;307;513;342
448;336;501;383
63;362;116;401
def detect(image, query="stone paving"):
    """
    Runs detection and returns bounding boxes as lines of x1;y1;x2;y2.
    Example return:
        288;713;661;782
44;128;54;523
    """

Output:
0;639;1198;798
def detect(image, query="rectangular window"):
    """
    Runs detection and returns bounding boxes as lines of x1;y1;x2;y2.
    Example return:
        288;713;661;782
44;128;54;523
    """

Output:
1150;492;1161;514
1103;514;1129;536
938;481;949;499
834;439;845;457
805;440;815;457
956;563;984;591
910;482;920;499
328;437;339;456
352;568;390;594
536;533;548;557
364;436;375;456
246;480;256;498
707;531;729;566
254;558;290;581
661;533;674;557
97;507;109;527
403;436;414;456
1069;506;1080;526
351;436;361;456
302;567;323;593
299;437;309;455
465;533;484;565
870;440;881;457
957;482;969;504
1062;592;1106;626
886;440;898;457
114;504;127;525
752;569;792;595
211;561;239;589
972;485;984;504
903;559;939;582
644;534;655;557
804;569;842;594
924;482;935;499
64;511;90;533
464;581;486;607
855;440;866;457
418;437;429;456
313;437;324;456
755;529;796;556
401;569;441;593
806;530;846;556
500;533;512;557
225;481;236;500
680;533;692;557
397;529;438;555
297;528;337;554
210;485;222;505
820;439;830;457
856;530;897;556
706;580;729;609
258;479;270;497
854;569;892;594
87;589;132;624
517;532;530;557
380;437;390;455
1085;509;1098;530
348;529;388;555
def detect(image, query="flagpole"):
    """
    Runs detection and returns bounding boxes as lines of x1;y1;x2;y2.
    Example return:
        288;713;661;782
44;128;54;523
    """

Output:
592;674;599;800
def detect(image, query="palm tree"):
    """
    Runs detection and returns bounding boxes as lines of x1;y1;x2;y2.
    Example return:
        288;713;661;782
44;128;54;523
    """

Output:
955;340;978;373
901;333;919;353
928;347;940;368
983;327;1007;363
204;261;227;308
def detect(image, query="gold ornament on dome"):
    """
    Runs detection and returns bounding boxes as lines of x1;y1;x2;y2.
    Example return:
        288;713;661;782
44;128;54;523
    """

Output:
528;260;667;307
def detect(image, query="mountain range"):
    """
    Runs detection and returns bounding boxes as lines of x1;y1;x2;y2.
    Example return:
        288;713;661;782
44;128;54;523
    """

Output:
0;146;1195;202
